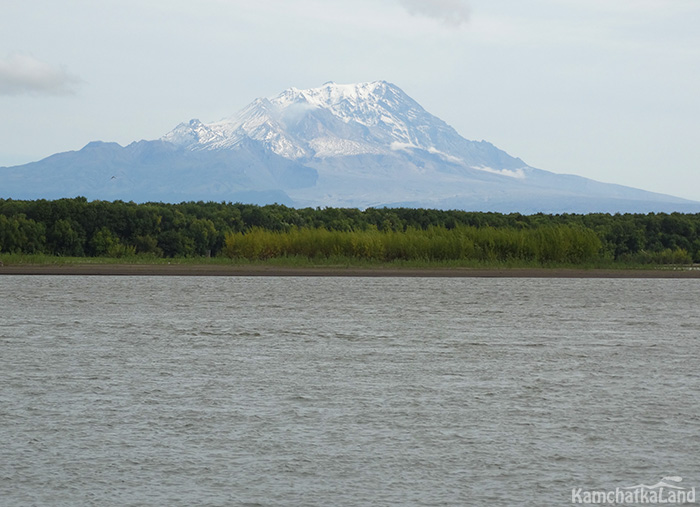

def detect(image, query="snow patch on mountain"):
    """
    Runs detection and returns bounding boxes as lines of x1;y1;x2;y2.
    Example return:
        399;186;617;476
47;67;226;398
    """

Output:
472;165;527;179
427;147;463;164
271;81;402;127
309;138;384;158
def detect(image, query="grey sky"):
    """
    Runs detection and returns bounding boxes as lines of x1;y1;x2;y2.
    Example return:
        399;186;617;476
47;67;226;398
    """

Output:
398;0;470;26
2;0;699;201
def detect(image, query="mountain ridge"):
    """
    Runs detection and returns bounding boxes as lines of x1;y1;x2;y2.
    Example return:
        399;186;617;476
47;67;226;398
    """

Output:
2;80;700;213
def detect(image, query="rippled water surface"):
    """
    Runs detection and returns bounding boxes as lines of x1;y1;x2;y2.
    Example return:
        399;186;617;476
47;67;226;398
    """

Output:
1;276;699;506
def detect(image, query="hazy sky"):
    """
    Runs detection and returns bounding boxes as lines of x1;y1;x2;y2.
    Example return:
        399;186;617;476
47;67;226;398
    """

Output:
2;0;699;201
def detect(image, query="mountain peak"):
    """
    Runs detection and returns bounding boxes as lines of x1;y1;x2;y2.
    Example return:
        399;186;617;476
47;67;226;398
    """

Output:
273;80;400;110
263;80;431;140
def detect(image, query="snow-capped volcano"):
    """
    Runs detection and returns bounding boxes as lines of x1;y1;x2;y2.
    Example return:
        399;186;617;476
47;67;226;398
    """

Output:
161;80;531;183
163;80;459;160
2;81;700;213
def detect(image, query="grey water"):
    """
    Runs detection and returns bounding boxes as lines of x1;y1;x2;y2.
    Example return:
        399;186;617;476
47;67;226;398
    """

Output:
1;276;699;506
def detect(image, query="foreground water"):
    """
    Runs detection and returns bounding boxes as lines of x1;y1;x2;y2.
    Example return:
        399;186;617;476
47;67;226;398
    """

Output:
1;276;699;506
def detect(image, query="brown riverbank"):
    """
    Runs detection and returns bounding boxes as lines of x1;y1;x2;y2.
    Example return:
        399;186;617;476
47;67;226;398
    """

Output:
1;263;700;277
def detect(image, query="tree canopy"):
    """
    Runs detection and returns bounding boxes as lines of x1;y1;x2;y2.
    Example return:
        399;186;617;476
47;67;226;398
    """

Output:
1;197;698;264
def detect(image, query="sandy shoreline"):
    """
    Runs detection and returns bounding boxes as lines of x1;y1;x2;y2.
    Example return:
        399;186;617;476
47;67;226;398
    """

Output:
1;263;699;278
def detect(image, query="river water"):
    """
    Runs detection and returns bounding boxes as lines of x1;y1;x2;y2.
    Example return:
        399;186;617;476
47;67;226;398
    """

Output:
1;276;699;506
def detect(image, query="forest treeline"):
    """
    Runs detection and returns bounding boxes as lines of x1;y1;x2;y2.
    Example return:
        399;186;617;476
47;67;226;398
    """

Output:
0;197;698;264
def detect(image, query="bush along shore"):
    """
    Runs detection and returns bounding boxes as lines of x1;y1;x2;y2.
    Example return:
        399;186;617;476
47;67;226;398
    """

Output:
1;198;699;267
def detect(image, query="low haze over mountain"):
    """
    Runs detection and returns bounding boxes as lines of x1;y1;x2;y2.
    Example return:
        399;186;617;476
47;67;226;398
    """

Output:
2;81;699;213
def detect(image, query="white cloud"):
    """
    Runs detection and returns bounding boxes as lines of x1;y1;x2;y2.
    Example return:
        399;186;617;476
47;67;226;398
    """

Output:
0;53;81;96
397;0;470;27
